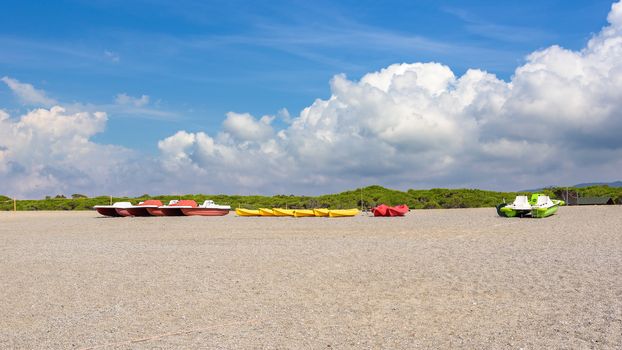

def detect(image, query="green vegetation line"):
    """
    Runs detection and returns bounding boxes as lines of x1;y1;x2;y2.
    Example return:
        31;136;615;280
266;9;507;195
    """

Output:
1;185;620;211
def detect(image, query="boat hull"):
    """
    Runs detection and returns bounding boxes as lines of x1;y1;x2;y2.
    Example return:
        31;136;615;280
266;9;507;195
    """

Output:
372;204;388;217
388;209;405;216
313;208;329;217
95;208;123;217
496;203;509;217
373;204;408;217
328;209;359;217
181;208;229;216
532;205;559;218
160;208;186;216
386;206;408;216
293;210;315;217
499;207;531;218
125;207;153;217
235;208;261;216
115;208;133;217
259;208;275;216
498;203;532;218
273;208;295;216
145;207;166;216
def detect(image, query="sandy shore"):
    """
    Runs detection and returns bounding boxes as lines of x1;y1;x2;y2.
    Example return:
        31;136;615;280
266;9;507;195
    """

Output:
1;206;621;349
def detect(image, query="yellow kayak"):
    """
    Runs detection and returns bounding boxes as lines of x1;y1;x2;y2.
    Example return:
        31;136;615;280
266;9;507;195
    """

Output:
294;209;315;217
273;208;295;216
235;208;261;216
258;208;276;216
328;209;359;217
313;208;329;217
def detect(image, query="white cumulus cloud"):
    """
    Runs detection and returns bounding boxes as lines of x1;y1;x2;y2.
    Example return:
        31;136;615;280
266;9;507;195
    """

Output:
1;76;57;106
222;112;274;142
3;1;622;197
0;106;158;198
156;1;622;193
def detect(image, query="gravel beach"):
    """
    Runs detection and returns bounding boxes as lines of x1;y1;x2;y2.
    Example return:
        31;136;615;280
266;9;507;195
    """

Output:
1;206;621;349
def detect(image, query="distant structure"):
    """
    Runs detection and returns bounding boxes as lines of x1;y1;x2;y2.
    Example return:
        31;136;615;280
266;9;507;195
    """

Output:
573;197;615;205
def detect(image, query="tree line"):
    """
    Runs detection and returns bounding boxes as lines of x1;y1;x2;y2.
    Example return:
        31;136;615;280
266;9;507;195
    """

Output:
1;185;620;211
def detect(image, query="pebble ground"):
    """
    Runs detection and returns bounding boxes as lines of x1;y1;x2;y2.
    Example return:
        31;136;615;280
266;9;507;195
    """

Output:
1;206;621;349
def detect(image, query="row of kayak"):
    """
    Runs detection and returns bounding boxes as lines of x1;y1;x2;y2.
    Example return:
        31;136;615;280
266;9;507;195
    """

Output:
235;208;359;217
236;204;411;217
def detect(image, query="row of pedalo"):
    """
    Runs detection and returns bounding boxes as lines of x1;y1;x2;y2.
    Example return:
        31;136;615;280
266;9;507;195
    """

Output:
93;200;411;218
94;193;564;218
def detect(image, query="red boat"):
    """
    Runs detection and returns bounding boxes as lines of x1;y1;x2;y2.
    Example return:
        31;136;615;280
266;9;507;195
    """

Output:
180;200;231;216
372;204;389;216
387;204;409;216
159;200;198;216
145;206;165;216
115;207;132;217
372;204;409;217
125;200;163;217
93;202;133;217
144;200;179;216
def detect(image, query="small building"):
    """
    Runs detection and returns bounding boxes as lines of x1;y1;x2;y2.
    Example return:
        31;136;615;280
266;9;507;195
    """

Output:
575;197;615;205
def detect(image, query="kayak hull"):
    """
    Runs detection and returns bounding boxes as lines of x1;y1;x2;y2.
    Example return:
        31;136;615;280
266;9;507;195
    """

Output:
313;208;329;217
259;208;275;216
273;208;295;216
328;209;359;217
236;208;261;216
294;209;315;217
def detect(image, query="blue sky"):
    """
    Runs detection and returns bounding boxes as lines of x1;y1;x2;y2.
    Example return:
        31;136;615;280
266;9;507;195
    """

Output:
0;0;614;149
1;0;622;197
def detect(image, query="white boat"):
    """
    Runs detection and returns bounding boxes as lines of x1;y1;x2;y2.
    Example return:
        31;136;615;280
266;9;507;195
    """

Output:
158;200;198;216
181;200;231;216
125;200;163;216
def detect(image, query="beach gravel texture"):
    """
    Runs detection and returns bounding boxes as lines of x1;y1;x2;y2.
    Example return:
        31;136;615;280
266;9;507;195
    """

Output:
1;206;621;349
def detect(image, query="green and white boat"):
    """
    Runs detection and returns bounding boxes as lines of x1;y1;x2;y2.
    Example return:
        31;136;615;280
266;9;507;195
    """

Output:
530;194;565;218
497;193;565;218
497;195;532;217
